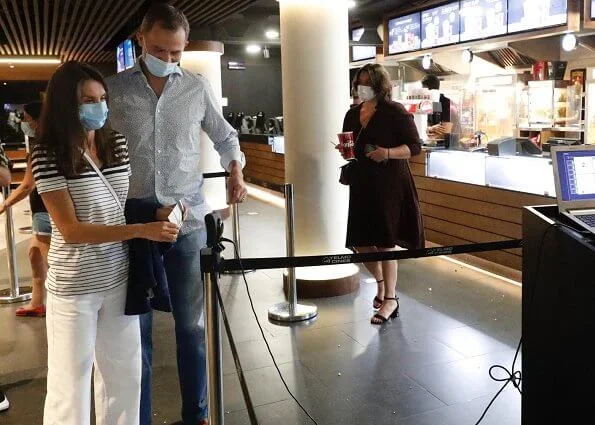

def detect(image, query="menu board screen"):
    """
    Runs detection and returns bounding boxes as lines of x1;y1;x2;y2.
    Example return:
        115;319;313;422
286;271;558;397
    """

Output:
420;3;460;48
592;0;595;19
351;27;376;61
460;0;507;42
388;12;421;54
507;0;567;33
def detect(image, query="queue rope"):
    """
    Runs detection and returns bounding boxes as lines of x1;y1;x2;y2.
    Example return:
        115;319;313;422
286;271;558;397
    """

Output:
214;239;523;273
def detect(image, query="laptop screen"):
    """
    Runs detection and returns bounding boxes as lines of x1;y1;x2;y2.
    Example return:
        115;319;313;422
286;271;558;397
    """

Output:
556;150;595;202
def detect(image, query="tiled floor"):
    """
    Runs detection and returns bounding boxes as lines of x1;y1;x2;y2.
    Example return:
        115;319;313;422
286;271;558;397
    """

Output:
0;193;522;425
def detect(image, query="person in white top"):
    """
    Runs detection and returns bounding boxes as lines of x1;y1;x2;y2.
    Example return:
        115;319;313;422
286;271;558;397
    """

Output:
32;61;179;425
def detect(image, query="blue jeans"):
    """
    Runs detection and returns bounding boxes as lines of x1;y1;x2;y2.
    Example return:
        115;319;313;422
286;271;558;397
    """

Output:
139;230;208;424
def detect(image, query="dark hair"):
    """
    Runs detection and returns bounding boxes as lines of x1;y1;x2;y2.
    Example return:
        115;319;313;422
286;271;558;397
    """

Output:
38;61;115;176
352;64;392;103
140;2;190;39
422;74;441;90
24;101;42;121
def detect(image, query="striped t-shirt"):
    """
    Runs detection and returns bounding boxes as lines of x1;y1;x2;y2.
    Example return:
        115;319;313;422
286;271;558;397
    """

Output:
32;133;131;296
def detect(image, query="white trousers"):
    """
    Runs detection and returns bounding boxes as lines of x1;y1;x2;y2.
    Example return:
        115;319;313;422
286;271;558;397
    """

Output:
43;284;141;425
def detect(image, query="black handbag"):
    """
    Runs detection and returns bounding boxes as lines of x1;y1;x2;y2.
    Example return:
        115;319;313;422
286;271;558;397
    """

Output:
339;160;357;185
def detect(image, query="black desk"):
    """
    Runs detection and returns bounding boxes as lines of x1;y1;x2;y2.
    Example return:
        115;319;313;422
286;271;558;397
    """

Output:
522;206;595;425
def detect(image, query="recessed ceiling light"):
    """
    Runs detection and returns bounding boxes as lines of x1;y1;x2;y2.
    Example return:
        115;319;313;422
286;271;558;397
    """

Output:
265;29;279;39
348;1;357;8
246;44;262;54
3;82;7;85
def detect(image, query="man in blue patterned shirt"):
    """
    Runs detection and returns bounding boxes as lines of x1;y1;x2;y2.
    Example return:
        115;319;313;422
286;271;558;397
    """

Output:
106;4;247;425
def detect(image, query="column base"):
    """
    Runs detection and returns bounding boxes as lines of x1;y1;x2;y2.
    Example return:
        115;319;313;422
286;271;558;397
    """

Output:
283;264;360;298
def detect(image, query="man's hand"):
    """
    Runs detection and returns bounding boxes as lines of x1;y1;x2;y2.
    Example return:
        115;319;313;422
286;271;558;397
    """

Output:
227;160;248;204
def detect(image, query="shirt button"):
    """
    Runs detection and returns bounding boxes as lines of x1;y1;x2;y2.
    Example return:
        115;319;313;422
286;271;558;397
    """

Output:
157;171;162;175
157;149;162;154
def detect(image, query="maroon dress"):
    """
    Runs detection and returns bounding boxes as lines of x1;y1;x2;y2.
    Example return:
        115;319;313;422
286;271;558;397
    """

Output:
342;100;424;249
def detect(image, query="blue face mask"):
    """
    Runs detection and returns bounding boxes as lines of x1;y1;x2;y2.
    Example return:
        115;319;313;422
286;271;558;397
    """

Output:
144;53;179;77
79;101;108;131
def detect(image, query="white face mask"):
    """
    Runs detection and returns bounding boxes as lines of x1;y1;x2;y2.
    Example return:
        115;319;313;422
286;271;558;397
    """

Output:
357;85;375;102
143;53;179;77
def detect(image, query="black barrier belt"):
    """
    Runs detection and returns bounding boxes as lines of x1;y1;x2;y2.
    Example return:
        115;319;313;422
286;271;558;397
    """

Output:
203;171;230;179
216;239;523;272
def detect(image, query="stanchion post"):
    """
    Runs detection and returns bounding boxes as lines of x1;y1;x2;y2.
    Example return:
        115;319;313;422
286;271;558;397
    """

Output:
203;247;225;425
222;197;254;274
268;184;317;322
1;186;31;304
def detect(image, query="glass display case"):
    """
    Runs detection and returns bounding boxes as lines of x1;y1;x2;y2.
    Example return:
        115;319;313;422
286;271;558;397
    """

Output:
427;150;555;197
586;79;595;144
527;80;583;130
474;75;517;143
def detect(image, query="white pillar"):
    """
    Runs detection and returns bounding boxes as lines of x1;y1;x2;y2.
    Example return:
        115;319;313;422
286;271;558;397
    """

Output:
280;0;358;283
181;41;227;210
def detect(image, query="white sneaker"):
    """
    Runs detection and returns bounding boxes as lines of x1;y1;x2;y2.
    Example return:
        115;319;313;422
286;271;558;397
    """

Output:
0;391;9;412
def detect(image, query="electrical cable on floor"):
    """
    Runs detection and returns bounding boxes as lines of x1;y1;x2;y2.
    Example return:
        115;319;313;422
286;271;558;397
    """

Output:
473;222;583;424
220;238;320;425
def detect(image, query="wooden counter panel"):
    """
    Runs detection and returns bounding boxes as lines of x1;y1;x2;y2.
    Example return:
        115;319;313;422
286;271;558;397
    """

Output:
423;216;521;256
420;202;522;239
425;229;522;270
409;162;426;177
415;175;553;208
418;189;522;224
240;141;286;189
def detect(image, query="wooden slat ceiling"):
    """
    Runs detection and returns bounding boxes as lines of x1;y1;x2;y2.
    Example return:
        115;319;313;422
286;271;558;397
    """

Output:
0;0;260;64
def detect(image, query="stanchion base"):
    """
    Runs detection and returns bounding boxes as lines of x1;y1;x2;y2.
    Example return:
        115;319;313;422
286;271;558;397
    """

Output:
268;302;318;323
0;286;32;304
221;269;255;275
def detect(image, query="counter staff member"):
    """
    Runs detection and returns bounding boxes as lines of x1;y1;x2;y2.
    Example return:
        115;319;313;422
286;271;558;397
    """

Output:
0;142;10;413
422;74;460;143
106;4;247;425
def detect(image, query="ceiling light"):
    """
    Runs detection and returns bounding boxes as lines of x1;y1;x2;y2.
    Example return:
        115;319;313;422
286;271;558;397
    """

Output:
246;44;261;54
422;54;432;70
348;0;357;8
0;57;60;64
9;64;14;68
461;49;474;63
265;29;279;39
2;82;6;86
562;33;577;52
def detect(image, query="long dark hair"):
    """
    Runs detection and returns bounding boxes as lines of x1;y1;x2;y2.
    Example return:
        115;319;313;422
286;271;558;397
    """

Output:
38;61;115;176
352;64;393;103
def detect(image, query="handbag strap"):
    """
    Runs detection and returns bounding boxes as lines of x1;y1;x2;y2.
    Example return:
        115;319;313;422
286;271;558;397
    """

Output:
83;152;124;213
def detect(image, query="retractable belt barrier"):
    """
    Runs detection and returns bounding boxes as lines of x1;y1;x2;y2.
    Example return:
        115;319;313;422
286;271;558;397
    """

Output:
200;221;523;425
209;238;523;273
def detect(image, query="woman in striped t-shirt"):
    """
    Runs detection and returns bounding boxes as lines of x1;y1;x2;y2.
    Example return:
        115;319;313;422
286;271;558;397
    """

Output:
32;62;179;425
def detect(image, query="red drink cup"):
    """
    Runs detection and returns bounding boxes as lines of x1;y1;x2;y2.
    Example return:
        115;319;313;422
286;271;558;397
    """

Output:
337;131;356;160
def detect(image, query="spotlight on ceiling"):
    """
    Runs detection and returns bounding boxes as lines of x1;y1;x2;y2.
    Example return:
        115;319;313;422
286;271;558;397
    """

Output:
422;54;432;70
562;33;578;52
462;49;474;63
348;1;357;8
246;44;262;54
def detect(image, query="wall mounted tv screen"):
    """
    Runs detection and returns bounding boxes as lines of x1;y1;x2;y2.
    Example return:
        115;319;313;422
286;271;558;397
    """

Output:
388;12;421;54
507;0;567;33
351;27;377;62
592;0;595;19
117;39;136;73
460;0;507;42
420;2;460;48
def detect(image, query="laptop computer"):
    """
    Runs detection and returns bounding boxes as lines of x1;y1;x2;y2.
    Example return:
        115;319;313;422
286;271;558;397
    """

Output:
551;144;595;234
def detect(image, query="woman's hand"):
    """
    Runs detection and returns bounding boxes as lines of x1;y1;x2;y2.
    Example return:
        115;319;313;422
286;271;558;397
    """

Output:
141;221;180;243
366;147;388;163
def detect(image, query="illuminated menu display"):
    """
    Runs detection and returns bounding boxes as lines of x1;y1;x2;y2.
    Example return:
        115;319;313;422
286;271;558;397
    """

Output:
420;3;460;48
592;0;595;19
507;0;567;33
388;12;421;54
460;0;507;42
351;27;376;62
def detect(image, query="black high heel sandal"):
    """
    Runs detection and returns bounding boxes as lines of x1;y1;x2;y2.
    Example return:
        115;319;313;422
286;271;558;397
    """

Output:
373;280;384;310
370;297;399;324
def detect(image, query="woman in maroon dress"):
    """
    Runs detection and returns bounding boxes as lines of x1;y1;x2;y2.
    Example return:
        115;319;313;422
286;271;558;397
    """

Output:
340;64;424;324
